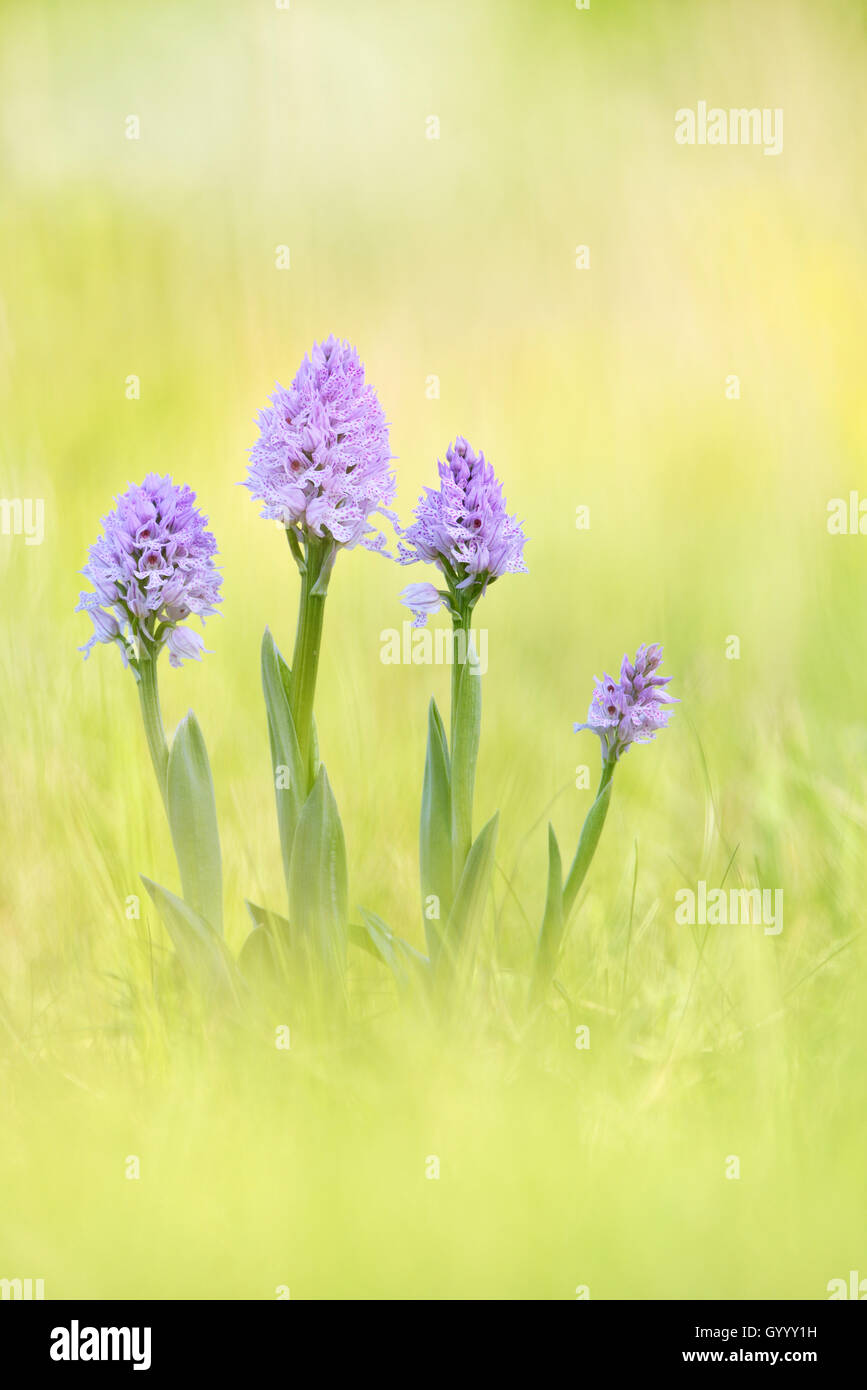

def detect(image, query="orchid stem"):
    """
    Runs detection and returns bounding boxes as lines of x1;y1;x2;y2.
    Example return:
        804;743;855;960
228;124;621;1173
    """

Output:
289;532;329;789
137;650;169;813
449;594;478;889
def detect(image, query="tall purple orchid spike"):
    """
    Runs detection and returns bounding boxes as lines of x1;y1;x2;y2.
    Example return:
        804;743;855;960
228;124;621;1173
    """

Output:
576;643;677;763
398;436;527;626
244;335;395;780
397;439;526;945
244;334;395;563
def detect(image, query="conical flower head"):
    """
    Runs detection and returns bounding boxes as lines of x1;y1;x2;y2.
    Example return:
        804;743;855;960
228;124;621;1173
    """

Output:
577;643;677;762
245;335;395;552
77;474;221;667
399;436;527;622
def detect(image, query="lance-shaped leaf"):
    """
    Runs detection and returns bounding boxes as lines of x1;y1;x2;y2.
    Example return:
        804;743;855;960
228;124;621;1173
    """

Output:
239;901;294;983
529;824;564;1007
166;711;222;934
529;774;615;1009
450;637;482;886
352;908;430;994
141;876;238;997
289;766;348;986
419;698;452;961
562;773;614;920
439;810;499;975
244;900;292;937
261;628;305;900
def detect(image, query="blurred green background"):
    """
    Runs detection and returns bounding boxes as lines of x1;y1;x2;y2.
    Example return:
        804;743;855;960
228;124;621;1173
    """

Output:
1;0;865;1298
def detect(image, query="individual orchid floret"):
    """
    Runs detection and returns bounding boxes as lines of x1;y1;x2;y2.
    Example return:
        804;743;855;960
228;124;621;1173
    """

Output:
244;335;395;558
576;643;676;763
399;581;447;628
77;474;222;670
398;436;527;622
166;625;209;668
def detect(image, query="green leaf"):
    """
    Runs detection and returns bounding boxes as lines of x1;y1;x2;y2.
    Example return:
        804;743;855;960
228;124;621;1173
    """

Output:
244;900;291;937
141;876;237;996
440;810;499;974
562;772;614;919
529;824;564;1007
450;638;482;884
261;628;305;900
238;926;280;981
166;711;223;934
419;698;452;961
239;902;293;987
529;771;615;1010
288;766;348;986
351;909;430;993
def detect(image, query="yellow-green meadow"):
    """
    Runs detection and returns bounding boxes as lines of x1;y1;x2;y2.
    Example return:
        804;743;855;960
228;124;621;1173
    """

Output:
1;0;865;1299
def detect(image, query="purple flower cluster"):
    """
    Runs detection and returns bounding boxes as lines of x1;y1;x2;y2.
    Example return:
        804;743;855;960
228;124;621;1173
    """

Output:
245;335;395;551
77;474;222;668
399;437;527;623
577;643;676;762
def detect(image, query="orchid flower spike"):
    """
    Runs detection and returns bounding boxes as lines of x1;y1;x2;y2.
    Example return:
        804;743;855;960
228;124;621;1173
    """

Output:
398;436;527;624
77;474;221;671
244;334;395;566
576;643;677;763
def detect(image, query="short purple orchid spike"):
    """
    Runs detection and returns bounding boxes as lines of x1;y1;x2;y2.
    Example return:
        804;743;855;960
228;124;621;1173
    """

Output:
398;436;527;624
244;335;395;556
76;474;221;669
576;643;677;763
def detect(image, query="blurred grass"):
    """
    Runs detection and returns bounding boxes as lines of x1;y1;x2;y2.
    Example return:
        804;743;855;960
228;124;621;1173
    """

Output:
0;0;865;1298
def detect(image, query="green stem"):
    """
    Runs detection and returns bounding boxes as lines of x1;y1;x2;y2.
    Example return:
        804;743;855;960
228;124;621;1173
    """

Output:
449;597;479;889
562;759;615;920
137;651;169;812
449;602;471;752
289;534;329;788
